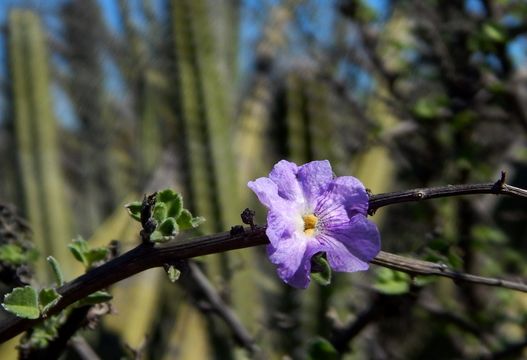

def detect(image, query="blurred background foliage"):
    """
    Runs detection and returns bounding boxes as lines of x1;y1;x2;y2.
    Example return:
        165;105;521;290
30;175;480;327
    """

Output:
0;0;526;358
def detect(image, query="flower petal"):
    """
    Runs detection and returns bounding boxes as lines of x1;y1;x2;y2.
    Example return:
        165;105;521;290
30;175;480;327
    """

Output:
297;160;334;208
315;176;369;218
269;160;303;202
247;177;284;209
266;209;303;247
323;215;381;271
267;233;307;284
318;235;370;272
268;236;322;289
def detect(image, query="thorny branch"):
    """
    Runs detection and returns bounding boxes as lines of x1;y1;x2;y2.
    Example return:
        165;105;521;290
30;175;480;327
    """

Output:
1;176;526;343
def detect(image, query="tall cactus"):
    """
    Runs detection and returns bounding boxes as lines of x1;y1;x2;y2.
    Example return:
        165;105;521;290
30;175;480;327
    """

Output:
169;0;249;356
171;0;217;232
8;9;72;279
284;69;336;164
138;70;162;178
171;0;238;231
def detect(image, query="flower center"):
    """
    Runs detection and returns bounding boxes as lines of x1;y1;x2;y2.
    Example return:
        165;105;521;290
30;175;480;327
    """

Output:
303;214;318;237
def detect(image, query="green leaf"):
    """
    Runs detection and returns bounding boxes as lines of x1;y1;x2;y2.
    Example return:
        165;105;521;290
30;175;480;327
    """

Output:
157;189;179;203
177;209;193;230
149;230;166;243
2;286;40;319
374;281;409;294
472;225;507;246
125;201;143;222
311;255;332;286
447;250;463;269
166;265;181;283
413;275;436;287
374;268;411;295
38;288;61;315
68;237;88;266
46;256;64;286
69;237;109;269
177;209;205;230
0;244;29;265
167;193;183;218
157;189;184;219
24;316;60;349
482;23;506;43
159;217;179;237
75;291;113;307
153;202;167;223
190;216;205;228
84;248;109;267
307;337;338;360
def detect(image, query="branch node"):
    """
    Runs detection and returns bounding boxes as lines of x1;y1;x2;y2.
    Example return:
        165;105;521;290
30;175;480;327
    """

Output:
492;171;507;193
140;192;157;244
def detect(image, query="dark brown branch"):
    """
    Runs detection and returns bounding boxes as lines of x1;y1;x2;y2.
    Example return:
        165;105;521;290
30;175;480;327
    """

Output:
0;228;268;344
1;180;526;343
368;179;527;215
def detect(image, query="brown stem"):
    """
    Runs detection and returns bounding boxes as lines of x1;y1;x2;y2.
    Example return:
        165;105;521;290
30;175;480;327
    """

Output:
368;178;526;214
0;228;268;344
371;251;527;292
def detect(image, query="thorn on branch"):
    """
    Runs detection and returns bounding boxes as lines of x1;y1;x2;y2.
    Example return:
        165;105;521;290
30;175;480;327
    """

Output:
241;208;256;230
492;171;507;193
230;225;245;237
108;240;121;259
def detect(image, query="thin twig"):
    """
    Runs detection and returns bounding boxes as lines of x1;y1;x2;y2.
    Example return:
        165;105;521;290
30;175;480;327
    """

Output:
368;178;527;214
69;336;101;360
183;261;261;355
0;180;526;343
371;251;527;292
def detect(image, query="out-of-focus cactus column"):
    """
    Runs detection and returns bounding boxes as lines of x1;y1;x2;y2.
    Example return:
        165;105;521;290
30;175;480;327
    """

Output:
8;9;72;279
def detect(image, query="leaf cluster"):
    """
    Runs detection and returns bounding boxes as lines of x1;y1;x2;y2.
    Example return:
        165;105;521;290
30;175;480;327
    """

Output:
125;189;205;243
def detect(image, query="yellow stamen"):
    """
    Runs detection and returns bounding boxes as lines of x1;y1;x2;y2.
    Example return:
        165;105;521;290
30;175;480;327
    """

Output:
303;214;318;237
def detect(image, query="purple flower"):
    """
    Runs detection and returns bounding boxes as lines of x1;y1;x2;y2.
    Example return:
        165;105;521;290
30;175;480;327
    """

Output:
248;160;381;288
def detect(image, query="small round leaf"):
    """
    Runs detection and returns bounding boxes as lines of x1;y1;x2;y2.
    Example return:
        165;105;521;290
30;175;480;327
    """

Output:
2;286;40;319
